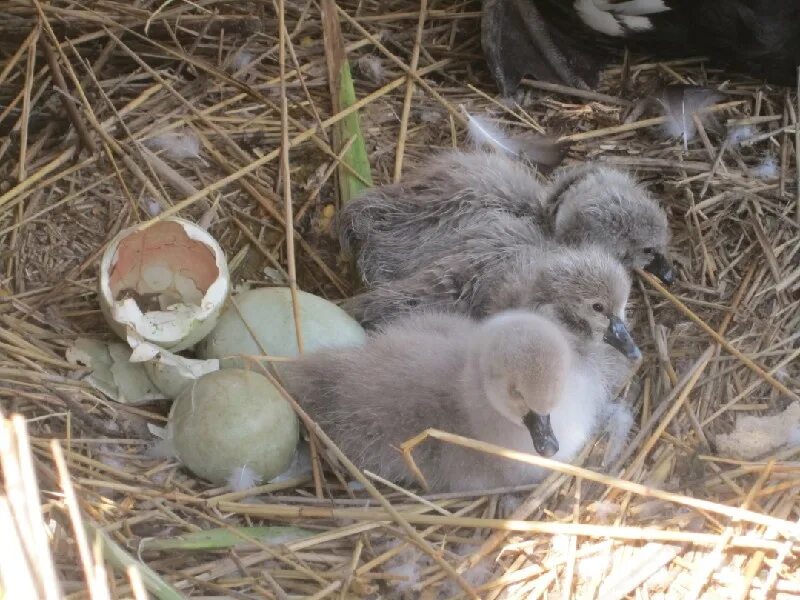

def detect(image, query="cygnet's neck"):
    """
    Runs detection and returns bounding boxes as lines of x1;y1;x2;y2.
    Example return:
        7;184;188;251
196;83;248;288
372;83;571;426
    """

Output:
534;305;590;355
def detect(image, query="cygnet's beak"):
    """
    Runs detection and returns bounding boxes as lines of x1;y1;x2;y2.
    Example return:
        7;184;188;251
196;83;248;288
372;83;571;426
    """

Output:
645;252;675;286
603;316;642;361
522;411;559;458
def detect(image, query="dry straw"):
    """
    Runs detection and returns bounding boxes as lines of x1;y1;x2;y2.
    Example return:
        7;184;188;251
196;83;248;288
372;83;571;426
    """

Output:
1;0;799;598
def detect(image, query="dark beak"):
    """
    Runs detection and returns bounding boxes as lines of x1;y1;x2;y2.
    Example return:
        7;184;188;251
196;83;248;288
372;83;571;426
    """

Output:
604;316;642;361
645;252;675;286
522;411;559;458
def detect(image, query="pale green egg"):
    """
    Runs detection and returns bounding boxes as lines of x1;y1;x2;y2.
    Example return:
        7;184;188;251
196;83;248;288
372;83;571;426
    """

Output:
167;369;299;485
200;287;366;369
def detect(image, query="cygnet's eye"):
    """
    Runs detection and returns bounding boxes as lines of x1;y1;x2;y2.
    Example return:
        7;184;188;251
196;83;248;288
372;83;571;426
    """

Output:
592;303;605;314
642;247;655;255
508;385;523;400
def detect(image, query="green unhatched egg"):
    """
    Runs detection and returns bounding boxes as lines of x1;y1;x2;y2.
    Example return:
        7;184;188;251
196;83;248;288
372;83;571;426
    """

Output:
167;369;299;485
200;287;365;369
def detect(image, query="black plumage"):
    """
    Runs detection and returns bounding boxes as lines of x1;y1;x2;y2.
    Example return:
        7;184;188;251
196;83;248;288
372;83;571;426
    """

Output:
483;0;800;95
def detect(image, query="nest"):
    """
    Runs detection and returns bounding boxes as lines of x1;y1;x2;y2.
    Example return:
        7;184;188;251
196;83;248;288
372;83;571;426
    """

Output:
1;1;799;598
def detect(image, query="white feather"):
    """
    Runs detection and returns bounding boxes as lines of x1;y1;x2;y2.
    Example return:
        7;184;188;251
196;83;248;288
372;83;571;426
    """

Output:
599;0;669;16
727;125;754;145
574;0;668;37
231;50;255;71
656;87;723;150
465;111;522;157
269;442;311;483
752;155;779;179
141;197;162;217
463;108;566;170
227;464;262;492
574;0;624;36
146;130;202;161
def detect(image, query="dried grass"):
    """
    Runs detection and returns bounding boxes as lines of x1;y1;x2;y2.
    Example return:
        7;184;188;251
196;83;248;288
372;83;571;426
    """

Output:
1;1;799;598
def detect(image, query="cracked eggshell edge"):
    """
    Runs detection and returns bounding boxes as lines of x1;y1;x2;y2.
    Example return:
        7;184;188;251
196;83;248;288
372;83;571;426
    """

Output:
98;217;230;352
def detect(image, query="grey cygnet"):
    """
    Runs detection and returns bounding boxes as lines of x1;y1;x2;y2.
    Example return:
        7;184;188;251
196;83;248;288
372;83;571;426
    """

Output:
345;240;641;370
337;150;674;286
282;303;635;493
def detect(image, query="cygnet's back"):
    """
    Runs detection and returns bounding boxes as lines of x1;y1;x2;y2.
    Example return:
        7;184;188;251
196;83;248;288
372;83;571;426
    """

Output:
337;151;547;285
281;311;585;493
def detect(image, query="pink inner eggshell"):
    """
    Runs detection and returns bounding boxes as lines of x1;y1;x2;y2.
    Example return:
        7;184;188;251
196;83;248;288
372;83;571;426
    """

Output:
109;222;219;305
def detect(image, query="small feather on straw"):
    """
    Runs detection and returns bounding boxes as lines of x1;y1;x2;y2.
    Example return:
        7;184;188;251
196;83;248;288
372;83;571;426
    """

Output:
231;50;255;71
727;125;754;146
462;107;567;172
145;130;203;161
140;197;162;217
227;464;262;492
655;85;724;150
751;155;778;179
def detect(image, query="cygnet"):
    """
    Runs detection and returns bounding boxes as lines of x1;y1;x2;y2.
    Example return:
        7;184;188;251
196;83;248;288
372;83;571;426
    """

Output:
346;241;639;372
281;306;637;493
337;151;674;286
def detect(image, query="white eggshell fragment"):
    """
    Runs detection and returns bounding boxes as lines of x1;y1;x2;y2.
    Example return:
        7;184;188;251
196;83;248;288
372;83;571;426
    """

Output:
200;287;366;369
167;369;299;485
98;218;230;352
144;354;219;399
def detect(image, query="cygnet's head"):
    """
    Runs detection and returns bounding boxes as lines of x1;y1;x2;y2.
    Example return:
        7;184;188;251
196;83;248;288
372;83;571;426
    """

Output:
472;312;572;457
547;165;674;285
491;246;641;361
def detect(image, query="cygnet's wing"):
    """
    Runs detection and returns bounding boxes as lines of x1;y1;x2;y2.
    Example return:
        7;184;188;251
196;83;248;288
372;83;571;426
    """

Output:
342;267;474;330
281;321;473;489
344;221;553;329
336;151;547;285
365;210;546;293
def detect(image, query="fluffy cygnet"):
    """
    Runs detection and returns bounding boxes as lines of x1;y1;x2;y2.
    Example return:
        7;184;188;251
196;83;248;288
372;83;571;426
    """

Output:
282;309;632;492
346;242;640;368
337;150;674;286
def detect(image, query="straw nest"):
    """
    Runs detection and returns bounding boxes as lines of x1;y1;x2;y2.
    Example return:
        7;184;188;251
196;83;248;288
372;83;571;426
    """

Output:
1;1;799;598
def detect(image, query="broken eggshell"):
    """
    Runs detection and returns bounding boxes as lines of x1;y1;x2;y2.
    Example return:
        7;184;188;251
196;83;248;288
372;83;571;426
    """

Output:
143;352;219;399
126;336;220;399
167;369;299;485
66;338;164;404
200;287;366;369
99;218;229;352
